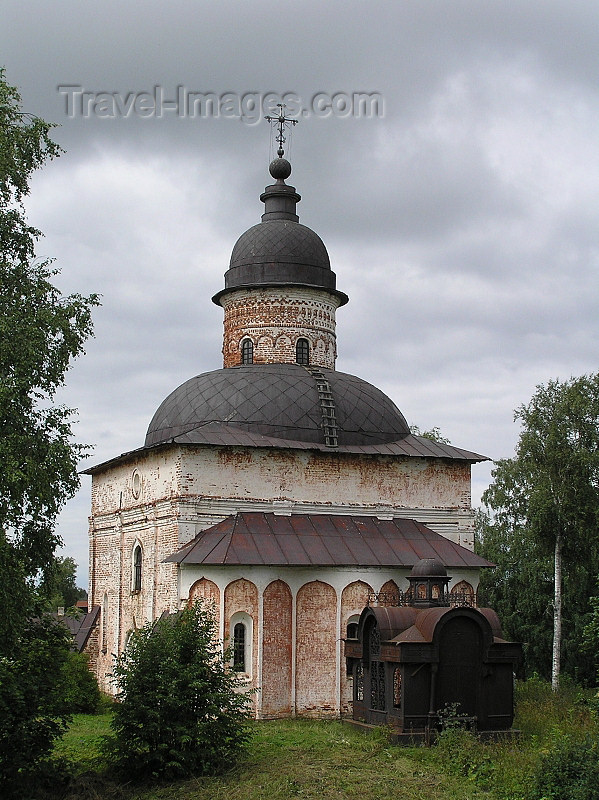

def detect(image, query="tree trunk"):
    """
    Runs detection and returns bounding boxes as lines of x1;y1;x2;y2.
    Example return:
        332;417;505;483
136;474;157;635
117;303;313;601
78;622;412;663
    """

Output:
552;531;563;691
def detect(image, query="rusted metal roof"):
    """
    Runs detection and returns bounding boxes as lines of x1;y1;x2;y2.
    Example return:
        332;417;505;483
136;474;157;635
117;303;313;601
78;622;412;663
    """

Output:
84;429;487;476
165;512;492;569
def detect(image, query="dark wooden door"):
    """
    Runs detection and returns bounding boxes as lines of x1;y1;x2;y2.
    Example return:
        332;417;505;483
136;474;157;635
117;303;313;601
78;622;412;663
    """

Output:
436;617;482;718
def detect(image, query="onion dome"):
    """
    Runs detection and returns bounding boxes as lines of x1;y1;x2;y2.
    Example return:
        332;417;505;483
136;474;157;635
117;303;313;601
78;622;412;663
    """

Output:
212;158;348;306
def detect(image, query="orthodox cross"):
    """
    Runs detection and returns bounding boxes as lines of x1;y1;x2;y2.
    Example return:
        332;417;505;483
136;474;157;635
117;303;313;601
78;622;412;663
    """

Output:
265;103;297;158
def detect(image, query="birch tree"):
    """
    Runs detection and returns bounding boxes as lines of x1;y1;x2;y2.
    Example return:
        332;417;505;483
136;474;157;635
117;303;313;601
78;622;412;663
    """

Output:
480;375;599;690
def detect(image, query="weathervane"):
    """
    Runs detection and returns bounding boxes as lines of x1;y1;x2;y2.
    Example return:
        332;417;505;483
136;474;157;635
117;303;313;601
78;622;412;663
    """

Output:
265;103;297;158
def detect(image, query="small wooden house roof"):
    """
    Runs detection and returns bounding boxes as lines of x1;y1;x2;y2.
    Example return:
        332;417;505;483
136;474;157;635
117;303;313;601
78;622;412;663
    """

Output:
357;604;507;648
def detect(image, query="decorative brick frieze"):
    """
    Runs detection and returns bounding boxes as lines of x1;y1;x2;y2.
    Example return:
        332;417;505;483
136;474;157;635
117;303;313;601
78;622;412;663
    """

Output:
219;287;342;368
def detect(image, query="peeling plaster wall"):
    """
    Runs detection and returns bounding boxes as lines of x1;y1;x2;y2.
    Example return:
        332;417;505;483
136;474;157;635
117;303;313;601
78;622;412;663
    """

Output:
90;449;181;516
89;449;183;693
174;565;481;718
186;447;473;511
262;580;293;717
88;442;478;701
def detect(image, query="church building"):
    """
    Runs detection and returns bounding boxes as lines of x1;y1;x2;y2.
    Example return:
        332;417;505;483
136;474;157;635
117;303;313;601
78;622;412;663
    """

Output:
85;136;490;718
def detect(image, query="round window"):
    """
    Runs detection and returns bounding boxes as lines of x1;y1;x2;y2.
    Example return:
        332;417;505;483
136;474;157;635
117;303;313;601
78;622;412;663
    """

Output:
132;470;142;499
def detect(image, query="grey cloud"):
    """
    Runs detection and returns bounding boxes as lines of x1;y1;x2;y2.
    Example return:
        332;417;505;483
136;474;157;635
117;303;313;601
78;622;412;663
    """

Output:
3;0;598;586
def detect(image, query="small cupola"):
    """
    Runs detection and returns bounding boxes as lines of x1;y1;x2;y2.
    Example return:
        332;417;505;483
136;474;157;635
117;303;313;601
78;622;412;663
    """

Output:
212;117;348;370
408;558;451;608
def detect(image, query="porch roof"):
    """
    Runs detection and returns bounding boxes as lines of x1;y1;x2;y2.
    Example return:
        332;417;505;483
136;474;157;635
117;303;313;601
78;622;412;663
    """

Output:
165;512;492;569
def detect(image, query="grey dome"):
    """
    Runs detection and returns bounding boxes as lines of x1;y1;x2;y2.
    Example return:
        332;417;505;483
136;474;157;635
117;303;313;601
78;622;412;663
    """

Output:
409;558;448;578
213;220;346;301
230;220;330;271
145;364;409;449
212;166;348;306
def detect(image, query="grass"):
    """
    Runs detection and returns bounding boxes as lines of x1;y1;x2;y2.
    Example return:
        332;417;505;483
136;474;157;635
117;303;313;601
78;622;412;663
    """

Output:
414;675;599;800
51;678;599;800
53;713;112;774
56;716;489;800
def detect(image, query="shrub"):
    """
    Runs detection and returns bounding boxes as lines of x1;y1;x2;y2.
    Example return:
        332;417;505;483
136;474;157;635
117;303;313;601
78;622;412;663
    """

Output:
62;651;102;713
429;703;495;788
515;675;597;743
106;600;252;781
434;727;495;789
534;733;599;800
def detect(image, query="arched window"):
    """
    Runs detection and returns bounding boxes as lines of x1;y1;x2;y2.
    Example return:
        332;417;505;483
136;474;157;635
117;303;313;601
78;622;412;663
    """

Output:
346;615;360;675
124;630;135;651
241;338;253;365
346;614;360;640
296;337;310;365
230;612;252;677
233;622;246;672
133;544;142;592
450;580;476;607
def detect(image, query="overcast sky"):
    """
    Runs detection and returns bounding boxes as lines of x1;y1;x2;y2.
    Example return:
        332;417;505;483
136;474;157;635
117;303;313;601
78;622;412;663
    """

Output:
3;0;598;587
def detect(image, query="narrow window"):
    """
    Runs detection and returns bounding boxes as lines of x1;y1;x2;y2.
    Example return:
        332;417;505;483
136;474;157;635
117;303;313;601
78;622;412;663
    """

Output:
133;545;142;592
101;593;108;654
241;338;253;365
393;667;402;708
233;622;246;672
370;661;386;711
296;337;309;365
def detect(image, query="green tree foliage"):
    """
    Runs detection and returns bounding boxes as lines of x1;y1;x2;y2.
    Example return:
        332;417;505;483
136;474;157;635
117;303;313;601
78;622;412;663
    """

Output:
0;616;73;798
107;601;252;781
582;594;599;680
410;425;451;444
478;375;599;687
0;68;99;793
477;509;597;681
0;68;99;637
42;555;87;612
61;651;101;714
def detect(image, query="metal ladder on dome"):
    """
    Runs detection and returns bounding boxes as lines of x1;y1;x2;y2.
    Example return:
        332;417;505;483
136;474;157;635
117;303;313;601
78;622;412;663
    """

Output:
305;367;339;448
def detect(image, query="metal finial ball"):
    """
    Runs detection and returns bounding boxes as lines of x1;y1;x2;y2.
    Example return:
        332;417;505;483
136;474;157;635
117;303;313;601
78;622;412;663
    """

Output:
269;158;292;180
